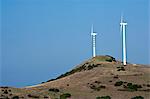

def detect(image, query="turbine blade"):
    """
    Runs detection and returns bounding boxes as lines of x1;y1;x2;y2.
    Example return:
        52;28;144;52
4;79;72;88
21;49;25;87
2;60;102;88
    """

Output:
91;24;93;33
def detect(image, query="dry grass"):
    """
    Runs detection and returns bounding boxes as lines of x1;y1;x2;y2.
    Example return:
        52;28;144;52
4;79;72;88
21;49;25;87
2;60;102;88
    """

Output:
1;56;150;99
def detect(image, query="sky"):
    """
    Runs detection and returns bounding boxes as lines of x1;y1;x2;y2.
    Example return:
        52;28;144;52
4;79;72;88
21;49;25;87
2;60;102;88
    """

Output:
0;0;149;87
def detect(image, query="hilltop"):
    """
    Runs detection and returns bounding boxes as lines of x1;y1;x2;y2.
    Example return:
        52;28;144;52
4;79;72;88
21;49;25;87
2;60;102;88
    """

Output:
0;55;150;99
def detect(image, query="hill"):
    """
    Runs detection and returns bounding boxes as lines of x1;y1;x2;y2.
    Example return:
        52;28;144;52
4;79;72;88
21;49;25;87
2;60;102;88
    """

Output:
0;55;150;99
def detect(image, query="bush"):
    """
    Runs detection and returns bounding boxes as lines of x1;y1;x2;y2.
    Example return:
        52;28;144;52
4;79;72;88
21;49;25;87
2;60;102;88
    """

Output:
8;90;11;92
56;65;86;79
124;81;127;83
60;93;71;99
9;94;12;96
127;85;137;91
96;97;101;99
49;88;59;92
88;64;99;70
106;58;113;62
46;64;87;82
104;55;116;62
131;96;144;99
3;90;8;94
114;81;123;86
90;85;97;90
117;67;125;71
126;83;142;91
46;79;56;82
147;84;150;87
44;96;49;98
94;81;101;84
127;83;132;86
113;76;119;79
96;96;111;99
109;80;112;82
87;65;94;70
100;85;106;88
12;96;19;99
0;86;8;88
90;85;106;91
28;94;39;98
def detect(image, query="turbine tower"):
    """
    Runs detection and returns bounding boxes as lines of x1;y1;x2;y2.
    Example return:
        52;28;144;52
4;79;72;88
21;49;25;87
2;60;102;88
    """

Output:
91;25;97;57
120;16;127;66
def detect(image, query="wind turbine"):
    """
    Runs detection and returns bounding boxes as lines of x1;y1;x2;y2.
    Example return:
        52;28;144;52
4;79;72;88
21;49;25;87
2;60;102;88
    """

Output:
91;25;97;57
120;16;127;66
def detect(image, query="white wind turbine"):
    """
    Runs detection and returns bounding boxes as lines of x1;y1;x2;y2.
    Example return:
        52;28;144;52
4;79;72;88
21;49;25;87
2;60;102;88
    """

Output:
91;25;97;57
120;16;127;66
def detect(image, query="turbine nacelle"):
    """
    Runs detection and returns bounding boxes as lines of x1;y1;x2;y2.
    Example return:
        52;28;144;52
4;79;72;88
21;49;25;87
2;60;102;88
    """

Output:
120;22;127;26
91;32;97;36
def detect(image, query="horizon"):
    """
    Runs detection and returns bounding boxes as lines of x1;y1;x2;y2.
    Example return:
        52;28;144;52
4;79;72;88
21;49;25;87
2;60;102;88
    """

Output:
0;0;149;87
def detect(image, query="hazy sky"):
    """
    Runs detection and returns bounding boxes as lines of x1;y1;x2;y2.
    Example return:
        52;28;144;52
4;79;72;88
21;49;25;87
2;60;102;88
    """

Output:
1;0;149;87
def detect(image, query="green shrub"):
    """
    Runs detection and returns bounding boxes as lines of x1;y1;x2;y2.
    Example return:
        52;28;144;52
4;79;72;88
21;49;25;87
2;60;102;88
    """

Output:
8;90;11;92
46;78;57;82
114;81;123;86
117;67;125;71
106;58;113;62
94;81;101;84
46;65;87;82
125;83;142;91
12;96;19;99
131;96;144;99
60;93;71;99
113;76;119;79
87;64;98;70
95;55;116;62
96;96;111;99
147;84;150;87
28;94;39;98
49;88;59;92
100;85;106;88
109;80;112;82
87;65;94;70
56;65;86;79
44;96;49;98
105;55;116;62
90;84;106;91
96;97;101;99
124;81;127;83
127;83;132;86
3;90;8;94
90;85;98;90
127;85;137;91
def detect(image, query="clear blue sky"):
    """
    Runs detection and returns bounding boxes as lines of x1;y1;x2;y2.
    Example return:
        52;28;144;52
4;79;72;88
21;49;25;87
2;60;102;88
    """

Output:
1;0;149;87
